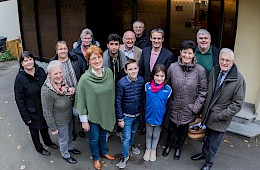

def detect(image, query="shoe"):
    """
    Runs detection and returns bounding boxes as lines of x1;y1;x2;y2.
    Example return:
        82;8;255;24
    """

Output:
48;143;58;149
62;157;77;164
78;131;85;138
162;146;171;157
93;160;101;170
150;150;156;162
116;156;129;169
200;164;212;170
174;148;181;160
130;145;140;154
143;149;150;161
103;153;115;160
38;149;50;156
68;148;81;154
191;153;206;161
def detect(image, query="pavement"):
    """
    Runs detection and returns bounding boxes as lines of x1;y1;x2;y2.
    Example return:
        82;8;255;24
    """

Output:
1;60;260;170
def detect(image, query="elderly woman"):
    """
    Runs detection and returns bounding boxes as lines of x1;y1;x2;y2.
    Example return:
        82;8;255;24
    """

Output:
162;40;208;160
75;45;116;170
14;51;58;156
41;60;81;164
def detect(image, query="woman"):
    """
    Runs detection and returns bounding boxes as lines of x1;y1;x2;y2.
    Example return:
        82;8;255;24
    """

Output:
162;40;208;160
51;40;85;140
75;45;116;170
41;60;81;164
14;51;58;156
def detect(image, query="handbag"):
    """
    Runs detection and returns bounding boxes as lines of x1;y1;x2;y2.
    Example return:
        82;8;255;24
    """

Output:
188;117;206;140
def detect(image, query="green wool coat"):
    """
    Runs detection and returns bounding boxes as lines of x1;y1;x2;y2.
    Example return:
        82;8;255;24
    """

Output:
75;67;116;132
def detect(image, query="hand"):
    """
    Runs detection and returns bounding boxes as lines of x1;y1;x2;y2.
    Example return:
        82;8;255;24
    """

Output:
52;130;58;135
82;122;90;131
68;87;75;95
27;120;32;124
118;121;124;128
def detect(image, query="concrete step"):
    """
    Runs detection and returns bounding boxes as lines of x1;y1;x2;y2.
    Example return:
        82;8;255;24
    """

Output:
232;103;256;125
227;121;260;138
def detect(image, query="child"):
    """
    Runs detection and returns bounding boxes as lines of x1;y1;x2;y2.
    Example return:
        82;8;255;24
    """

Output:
143;64;172;162
116;59;145;169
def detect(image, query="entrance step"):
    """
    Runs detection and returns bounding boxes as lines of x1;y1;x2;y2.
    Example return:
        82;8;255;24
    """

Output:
232;103;256;125
227;121;260;138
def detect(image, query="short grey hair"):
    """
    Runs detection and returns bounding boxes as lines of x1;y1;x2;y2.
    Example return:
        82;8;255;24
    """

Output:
219;48;234;61
133;20;145;27
151;28;164;37
47;60;63;73
80;28;93;39
197;29;211;39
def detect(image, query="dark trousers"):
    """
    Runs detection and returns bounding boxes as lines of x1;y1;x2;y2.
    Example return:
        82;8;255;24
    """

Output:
29;126;52;152
166;120;189;149
202;128;225;166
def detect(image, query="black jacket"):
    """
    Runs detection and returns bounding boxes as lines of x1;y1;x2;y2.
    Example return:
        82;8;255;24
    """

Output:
135;32;151;49
14;65;48;129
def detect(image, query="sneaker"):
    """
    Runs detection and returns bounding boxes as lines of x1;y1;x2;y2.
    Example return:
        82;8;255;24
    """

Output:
130;145;140;155
116;156;129;169
150;150;156;162
143;149;150;161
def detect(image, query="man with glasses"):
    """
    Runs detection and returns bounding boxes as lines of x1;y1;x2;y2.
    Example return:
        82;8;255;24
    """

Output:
133;20;151;49
191;48;246;170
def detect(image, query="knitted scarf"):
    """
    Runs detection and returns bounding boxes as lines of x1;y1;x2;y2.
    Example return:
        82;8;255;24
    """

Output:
45;75;71;96
151;80;165;92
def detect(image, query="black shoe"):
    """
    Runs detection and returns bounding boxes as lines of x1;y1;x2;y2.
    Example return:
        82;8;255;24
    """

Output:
200;164;212;170
174;148;181;160
78;131;85;138
162;146;172;157
38;149;50;156
68;148;81;154
48;143;59;149
62;157;77;164
191;153;206;161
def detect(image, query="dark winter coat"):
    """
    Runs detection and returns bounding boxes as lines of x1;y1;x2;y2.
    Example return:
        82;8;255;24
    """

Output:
14;65;48;129
135;32;151;49
167;56;208;126
202;64;246;132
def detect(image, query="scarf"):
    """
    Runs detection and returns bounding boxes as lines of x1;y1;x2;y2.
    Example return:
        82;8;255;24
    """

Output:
45;75;71;96
151;80;165;92
62;59;78;87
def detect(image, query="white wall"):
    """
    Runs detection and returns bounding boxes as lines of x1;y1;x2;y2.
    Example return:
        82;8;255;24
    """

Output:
0;0;20;41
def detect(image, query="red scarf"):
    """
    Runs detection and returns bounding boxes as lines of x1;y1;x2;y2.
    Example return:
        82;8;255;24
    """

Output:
151;80;164;92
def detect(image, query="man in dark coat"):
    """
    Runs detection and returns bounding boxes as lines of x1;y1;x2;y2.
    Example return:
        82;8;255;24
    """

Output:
133;20;151;49
191;48;246;170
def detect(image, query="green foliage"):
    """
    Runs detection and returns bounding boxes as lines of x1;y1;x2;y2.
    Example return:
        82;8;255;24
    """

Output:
0;50;16;62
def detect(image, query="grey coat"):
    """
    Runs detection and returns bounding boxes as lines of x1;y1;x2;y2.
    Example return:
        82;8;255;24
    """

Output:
168;56;208;126
202;64;246;132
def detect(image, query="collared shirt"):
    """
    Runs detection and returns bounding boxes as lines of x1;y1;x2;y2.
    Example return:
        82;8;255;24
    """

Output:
195;46;213;77
91;68;104;76
123;47;134;59
218;69;230;87
150;50;160;72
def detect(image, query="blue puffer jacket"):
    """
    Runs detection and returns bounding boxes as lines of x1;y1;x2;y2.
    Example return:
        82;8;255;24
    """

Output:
116;75;145;121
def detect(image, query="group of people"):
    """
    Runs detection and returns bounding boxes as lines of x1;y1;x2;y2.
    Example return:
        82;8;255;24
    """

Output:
14;20;246;170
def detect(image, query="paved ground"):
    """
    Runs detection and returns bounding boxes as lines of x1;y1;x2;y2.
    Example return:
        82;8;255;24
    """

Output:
0;60;260;170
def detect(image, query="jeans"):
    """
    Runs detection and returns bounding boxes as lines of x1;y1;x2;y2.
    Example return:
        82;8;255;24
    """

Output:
57;120;74;158
88;121;108;160
146;123;162;150
122;116;139;157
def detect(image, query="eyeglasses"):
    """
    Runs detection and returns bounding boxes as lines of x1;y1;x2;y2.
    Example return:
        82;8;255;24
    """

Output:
57;48;68;51
82;37;92;41
89;56;103;61
219;58;232;63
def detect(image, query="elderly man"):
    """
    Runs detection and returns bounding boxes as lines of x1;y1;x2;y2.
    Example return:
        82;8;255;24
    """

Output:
195;29;220;77
120;30;142;64
191;48;246;170
133;20;151;49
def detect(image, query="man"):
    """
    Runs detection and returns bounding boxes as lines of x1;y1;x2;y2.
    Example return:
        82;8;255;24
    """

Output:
133;20;151;49
191;48;246;170
120;30;142;64
139;28;174;82
195;29;220;77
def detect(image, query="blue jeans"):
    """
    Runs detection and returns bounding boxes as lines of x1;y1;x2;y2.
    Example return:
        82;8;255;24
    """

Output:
122;116;139;157
88;121;108;160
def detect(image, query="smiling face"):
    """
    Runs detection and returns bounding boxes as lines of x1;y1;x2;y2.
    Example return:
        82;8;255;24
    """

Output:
123;31;136;50
56;43;68;60
21;57;34;71
150;32;164;49
89;53;103;71
154;71;165;85
49;66;63;85
180;48;195;64
81;33;92;47
133;22;145;37
197;33;211;52
219;52;234;72
124;62;139;80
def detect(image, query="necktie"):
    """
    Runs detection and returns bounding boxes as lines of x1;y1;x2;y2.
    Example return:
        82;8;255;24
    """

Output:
215;71;224;90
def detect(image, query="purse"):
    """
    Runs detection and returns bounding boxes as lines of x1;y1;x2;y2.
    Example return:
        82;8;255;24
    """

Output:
188;117;206;140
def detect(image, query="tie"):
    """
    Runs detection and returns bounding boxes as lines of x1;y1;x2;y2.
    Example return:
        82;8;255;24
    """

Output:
215;71;224;91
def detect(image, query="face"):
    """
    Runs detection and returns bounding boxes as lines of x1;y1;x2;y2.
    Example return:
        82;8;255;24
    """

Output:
49;66;63;85
89;53;103;70
219;52;234;72
81;34;92;46
56;43;68;60
133;22;144;36
180;48;195;64
124;63;139;80
123;31;136;49
154;71;165;85
197;33;211;51
21;57;34;71
107;41;120;55
150;32;164;48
